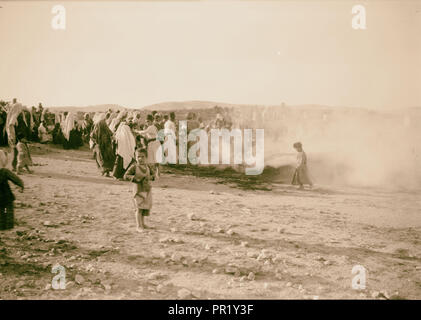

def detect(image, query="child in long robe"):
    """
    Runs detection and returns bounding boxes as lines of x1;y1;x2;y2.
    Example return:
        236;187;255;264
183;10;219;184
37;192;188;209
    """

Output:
291;142;313;189
16;138;33;174
124;149;155;232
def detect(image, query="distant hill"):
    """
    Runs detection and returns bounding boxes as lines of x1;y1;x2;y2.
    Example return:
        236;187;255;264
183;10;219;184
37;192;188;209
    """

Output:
48;104;127;113
46;101;419;117
141;100;259;111
141;100;370;114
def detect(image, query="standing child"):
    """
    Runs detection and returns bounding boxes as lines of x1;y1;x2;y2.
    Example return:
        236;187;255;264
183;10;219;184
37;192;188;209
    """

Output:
0;150;24;230
124;149;155;232
16;137;33;174
291;142;313;190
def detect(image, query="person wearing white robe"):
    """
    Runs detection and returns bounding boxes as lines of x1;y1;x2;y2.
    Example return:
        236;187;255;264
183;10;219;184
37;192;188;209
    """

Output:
112;122;136;179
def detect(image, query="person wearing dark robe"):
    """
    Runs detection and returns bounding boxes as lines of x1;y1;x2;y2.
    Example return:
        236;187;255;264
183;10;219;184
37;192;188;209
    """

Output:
91;116;115;176
52;122;64;145
30;106;40;142
62;113;83;150
0;150;24;230
64;126;83;149
82;113;94;144
23;109;32;142
0;104;7;146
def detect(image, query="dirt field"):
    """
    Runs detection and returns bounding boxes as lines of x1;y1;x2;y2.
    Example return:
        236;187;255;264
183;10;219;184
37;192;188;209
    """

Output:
0;144;420;300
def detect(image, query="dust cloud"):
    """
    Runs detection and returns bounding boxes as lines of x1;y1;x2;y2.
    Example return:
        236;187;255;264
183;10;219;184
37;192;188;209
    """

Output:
228;105;421;189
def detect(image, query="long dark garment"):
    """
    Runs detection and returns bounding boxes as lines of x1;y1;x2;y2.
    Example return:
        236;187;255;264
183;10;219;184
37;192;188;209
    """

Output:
0;168;24;230
112;155;134;179
0;204;14;230
52;123;64;145
112;155;125;179
91;120;115;175
63;128;83;149
0;110;7;146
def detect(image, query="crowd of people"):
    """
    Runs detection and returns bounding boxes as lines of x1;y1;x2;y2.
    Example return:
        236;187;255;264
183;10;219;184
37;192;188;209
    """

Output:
0;98;312;231
0;99;237;231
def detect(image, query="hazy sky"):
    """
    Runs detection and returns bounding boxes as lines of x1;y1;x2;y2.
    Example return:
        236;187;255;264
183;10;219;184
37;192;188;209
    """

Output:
0;0;420;109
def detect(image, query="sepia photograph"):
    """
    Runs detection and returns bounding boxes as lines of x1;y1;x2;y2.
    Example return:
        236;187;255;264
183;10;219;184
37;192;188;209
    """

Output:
0;0;420;305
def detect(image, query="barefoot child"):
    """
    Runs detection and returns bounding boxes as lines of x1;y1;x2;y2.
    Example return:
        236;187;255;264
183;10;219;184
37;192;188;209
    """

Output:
291;142;313;189
16;137;33;174
124;148;155;232
0;150;24;230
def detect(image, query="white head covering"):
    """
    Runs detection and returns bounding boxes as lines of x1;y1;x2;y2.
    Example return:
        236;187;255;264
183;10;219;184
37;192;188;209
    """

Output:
93;112;107;125
62;112;76;141
5;102;24;128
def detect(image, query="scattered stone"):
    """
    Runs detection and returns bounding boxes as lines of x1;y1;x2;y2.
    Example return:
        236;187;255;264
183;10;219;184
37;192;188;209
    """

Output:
323;260;332;266
276;227;285;233
103;283;112;291
389;292;403;300
371;291;380;299
240;241;248;248
187;213;197;221
257;252;270;261
86;264;94;272
379;290;390;300
247;252;258;259
75;274;85;285
263;283;269;290
170;228;177;233
247;272;255;281
313;295;319;300
170;253;181;262
272;256;281;263
225;266;238;275
214;227;223;233
43;221;52;227
286;282;292;287
156;284;164;293
147;272;164;280
44;284;52;290
226;229;234;236
212;268;220;274
177;288;193;299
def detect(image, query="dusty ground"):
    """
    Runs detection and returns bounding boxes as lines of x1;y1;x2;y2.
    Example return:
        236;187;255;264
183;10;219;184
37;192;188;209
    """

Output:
0;143;420;300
